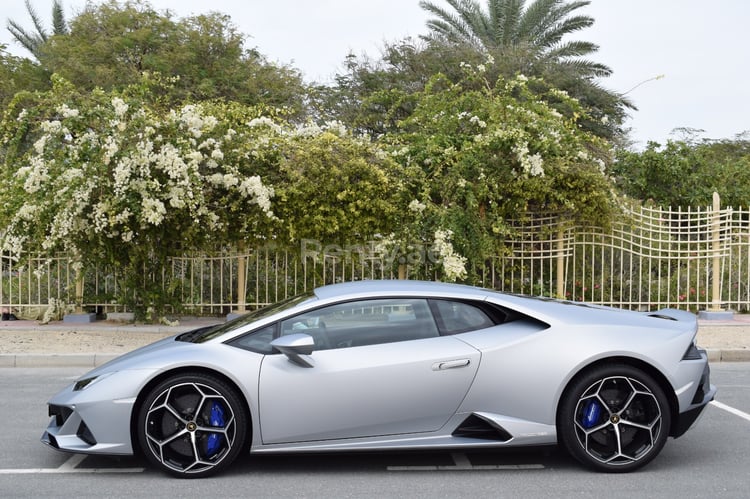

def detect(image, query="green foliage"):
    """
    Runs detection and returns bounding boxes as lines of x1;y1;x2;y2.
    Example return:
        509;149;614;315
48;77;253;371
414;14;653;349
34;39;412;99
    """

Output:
612;135;750;208
0;75;400;316
273;126;398;244
320;35;630;142
382;66;614;280
0;75;277;317
0;44;50;109
33;0;307;115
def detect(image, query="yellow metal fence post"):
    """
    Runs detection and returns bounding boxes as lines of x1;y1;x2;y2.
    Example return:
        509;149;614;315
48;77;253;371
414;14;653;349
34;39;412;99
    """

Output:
556;229;565;299
710;192;723;311
236;242;247;314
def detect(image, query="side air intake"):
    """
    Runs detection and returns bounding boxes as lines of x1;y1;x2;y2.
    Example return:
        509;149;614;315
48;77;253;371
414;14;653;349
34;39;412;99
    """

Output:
452;414;513;442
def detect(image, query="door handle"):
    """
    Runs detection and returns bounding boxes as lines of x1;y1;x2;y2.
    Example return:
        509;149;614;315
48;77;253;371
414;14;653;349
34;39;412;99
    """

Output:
433;359;471;371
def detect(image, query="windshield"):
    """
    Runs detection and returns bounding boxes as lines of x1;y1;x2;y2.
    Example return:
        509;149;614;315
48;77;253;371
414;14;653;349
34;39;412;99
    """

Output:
177;291;316;343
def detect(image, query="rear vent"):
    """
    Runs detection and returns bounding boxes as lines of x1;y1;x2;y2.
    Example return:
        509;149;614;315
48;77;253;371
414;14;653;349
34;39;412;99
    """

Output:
647;314;677;321
452;414;512;442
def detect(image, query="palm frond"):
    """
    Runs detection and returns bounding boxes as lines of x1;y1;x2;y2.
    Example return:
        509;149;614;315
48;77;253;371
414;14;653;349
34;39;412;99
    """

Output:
6;19;43;56
537;15;594;48
23;0;49;41
421;0;489;49
498;0;523;46
553;57;612;78
545;40;599;59
52;0;68;35
518;0;560;42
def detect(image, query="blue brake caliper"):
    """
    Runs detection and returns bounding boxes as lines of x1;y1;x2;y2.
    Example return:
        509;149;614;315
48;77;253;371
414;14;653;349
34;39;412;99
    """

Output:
206;401;225;456
581;399;601;429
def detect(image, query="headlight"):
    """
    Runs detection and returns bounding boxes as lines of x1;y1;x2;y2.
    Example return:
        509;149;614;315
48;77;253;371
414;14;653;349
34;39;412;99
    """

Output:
73;372;114;391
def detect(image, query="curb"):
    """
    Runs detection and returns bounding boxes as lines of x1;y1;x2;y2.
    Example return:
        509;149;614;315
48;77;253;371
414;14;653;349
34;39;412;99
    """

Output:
0;353;119;368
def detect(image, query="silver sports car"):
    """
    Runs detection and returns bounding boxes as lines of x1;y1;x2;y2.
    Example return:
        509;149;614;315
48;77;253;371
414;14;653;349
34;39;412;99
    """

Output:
42;281;715;477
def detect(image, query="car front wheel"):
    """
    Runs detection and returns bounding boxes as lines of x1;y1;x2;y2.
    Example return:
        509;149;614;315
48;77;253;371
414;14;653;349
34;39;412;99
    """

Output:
137;373;248;478
558;364;671;472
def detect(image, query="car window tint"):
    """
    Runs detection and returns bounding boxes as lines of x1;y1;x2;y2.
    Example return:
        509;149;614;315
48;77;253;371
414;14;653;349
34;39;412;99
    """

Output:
227;324;276;354
432;300;494;335
280;298;439;350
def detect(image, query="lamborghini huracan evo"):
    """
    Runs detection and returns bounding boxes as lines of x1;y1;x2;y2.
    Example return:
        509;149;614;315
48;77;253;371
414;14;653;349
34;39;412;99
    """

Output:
42;280;715;477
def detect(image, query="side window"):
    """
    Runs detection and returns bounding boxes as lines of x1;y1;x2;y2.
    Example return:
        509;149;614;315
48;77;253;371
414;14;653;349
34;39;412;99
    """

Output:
227;324;276;354
431;300;494;335
280;298;439;350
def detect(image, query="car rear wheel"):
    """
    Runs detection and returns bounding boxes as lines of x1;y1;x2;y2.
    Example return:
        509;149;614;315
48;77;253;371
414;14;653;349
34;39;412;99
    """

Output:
558;364;671;472
137;373;248;478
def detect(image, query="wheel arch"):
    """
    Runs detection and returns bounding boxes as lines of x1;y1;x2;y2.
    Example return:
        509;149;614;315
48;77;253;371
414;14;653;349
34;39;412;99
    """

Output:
129;366;253;457
555;356;678;438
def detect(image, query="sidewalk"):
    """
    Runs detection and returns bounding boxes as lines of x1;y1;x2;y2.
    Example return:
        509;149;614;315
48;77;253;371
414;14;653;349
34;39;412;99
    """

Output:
0;315;748;368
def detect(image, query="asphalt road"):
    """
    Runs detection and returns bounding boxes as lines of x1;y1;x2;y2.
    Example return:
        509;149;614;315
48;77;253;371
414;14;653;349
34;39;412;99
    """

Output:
0;364;748;499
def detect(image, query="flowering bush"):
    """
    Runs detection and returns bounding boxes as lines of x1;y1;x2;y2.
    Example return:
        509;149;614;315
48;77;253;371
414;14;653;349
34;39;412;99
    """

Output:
0;76;400;315
382;63;615;282
0;76;279;316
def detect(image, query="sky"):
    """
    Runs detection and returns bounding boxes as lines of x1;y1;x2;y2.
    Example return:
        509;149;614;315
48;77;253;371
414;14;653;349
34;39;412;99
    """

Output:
1;0;748;148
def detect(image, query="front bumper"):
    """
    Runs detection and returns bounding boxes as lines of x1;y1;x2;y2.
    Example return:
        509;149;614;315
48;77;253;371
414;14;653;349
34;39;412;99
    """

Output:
41;400;136;455
39;369;156;456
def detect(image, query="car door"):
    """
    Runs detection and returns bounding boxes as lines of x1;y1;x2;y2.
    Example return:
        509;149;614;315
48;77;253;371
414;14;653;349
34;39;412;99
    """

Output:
258;298;481;444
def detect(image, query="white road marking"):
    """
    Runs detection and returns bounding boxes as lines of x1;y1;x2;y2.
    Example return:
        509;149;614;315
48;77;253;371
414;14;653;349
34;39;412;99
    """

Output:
710;400;750;423
387;452;544;471
387;464;544;471
0;454;144;474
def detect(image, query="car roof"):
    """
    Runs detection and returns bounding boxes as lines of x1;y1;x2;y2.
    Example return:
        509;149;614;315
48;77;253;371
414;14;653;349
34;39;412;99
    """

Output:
313;280;492;301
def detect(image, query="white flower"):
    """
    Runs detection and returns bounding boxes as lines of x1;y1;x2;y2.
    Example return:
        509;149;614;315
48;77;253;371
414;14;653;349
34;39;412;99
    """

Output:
238;176;274;215
294;122;323;137
249;116;283;134
432;229;467;281
527;153;544;177
40;120;62;134
469;115;487;128
57;103;80;118
408;200;426;213
33;136;47;155
23;156;50;194
103;136;119;165
595;158;606;173
16;204;38;221
142;198;166;226
323;120;347;136
112;97;129;118
513;142;544;177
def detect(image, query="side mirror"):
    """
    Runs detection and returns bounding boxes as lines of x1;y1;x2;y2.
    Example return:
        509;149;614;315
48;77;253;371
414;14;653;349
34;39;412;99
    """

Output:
270;333;315;368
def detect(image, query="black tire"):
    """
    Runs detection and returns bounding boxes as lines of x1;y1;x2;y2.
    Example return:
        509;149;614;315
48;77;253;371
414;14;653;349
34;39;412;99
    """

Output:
137;372;248;478
558;364;671;473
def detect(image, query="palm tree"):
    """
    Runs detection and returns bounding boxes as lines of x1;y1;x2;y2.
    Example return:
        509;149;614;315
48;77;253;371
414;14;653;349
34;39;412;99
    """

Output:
6;0;68;60
419;0;632;140
420;0;610;78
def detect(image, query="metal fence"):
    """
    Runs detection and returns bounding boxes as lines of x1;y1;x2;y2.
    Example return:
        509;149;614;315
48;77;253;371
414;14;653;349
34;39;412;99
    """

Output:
3;197;750;317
